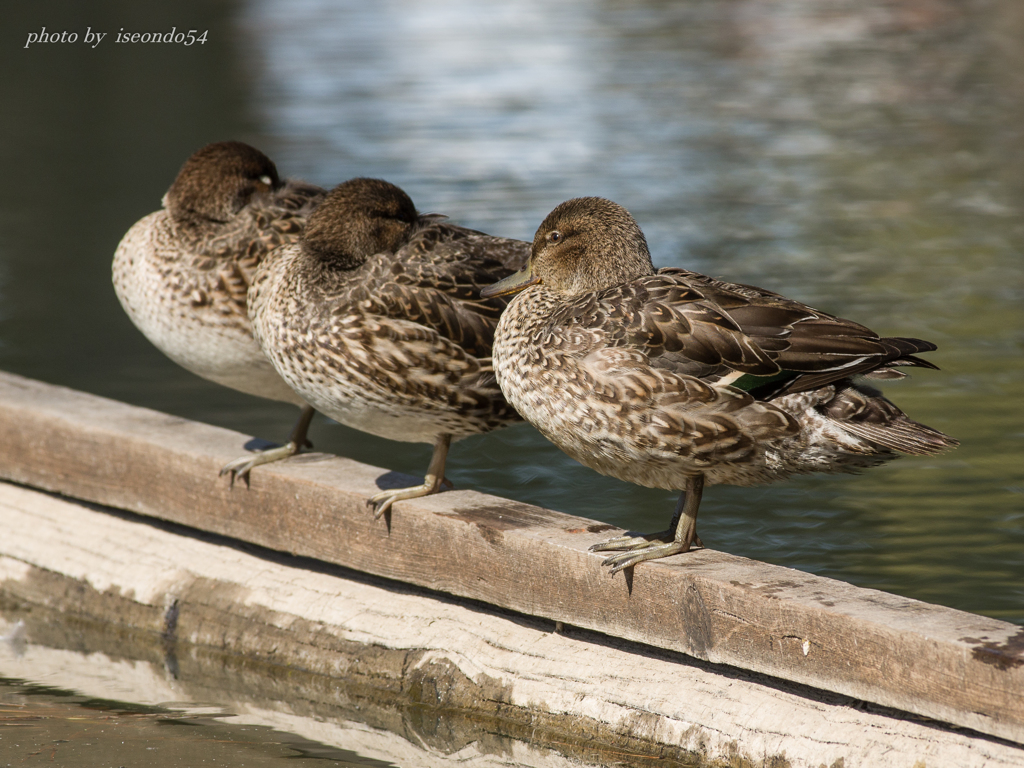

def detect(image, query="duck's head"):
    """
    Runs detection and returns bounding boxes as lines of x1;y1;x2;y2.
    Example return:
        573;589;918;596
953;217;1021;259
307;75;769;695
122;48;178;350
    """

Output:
165;141;281;224
301;178;418;269
481;197;654;299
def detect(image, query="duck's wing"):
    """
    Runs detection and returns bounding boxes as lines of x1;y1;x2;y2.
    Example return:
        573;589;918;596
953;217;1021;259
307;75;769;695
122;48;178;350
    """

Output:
365;221;531;357
654;268;941;399
270;180;326;214
191;181;326;316
553;273;782;380
538;278;801;461
304;224;528;421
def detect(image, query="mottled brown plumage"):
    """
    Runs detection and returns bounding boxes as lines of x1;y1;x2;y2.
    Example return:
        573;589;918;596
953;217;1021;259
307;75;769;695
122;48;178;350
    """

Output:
112;141;325;479
249;178;530;515
484;197;957;573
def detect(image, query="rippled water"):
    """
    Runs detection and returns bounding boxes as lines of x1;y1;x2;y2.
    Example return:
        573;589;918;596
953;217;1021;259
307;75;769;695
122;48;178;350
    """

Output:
0;677;378;768
1;0;1021;637
0;611;613;768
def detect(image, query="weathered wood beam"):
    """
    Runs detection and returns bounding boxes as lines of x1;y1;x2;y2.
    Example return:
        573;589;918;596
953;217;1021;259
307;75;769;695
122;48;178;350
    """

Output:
4;481;1024;768
0;370;1021;744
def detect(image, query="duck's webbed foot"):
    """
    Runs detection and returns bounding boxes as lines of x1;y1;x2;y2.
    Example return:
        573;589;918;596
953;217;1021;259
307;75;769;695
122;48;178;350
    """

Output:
589;476;705;574
220;405;315;485
368;434;452;519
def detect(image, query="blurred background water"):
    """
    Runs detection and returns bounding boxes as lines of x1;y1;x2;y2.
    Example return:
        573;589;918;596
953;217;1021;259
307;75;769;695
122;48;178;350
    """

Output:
1;0;1021;634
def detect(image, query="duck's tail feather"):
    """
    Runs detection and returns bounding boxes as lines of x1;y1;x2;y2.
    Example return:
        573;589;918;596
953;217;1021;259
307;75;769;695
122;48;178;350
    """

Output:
839;416;959;456
820;384;958;456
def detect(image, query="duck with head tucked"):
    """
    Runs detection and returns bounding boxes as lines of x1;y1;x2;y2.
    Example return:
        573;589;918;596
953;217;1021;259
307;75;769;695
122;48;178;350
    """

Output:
112;141;326;480
248;178;529;516
482;197;957;574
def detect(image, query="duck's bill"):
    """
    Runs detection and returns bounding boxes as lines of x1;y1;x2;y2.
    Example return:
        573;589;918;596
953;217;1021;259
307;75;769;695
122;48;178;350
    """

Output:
480;265;541;298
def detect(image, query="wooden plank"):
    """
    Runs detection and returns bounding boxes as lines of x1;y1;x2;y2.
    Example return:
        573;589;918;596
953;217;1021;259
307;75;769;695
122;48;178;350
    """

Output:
3;481;1023;768
0;370;1022;745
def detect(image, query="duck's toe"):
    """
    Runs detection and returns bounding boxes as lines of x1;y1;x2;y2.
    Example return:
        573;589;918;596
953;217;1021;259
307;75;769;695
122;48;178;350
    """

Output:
367;475;448;519
589;527;701;572
596;534;702;574
220;440;305;485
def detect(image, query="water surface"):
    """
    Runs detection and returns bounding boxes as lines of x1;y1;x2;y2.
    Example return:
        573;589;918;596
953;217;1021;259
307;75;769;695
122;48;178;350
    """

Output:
0;609;698;768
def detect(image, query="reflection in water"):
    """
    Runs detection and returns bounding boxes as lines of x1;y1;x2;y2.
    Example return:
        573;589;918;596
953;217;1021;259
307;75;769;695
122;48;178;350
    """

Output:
0;0;1020;631
0;678;390;768
0;610;693;768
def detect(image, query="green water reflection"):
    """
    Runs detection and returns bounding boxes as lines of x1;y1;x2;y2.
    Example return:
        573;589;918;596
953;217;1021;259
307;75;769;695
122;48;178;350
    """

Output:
0;0;1021;626
0;678;389;768
0;608;703;768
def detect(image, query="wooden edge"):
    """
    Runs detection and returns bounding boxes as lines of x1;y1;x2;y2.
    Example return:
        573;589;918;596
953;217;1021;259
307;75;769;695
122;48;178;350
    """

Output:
4;482;1024;768
0;370;1022;745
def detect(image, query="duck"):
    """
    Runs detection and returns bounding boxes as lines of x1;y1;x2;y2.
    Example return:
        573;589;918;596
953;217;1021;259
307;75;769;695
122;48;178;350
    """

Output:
112;141;325;481
482;196;957;574
248;177;530;516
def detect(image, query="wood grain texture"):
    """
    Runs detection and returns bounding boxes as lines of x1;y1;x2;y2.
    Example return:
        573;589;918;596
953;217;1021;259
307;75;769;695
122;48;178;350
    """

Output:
3;482;1023;768
0;370;1021;746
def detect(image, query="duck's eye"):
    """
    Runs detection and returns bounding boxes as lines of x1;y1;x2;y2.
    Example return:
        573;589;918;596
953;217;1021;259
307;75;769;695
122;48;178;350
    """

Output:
546;230;562;244
258;174;274;186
